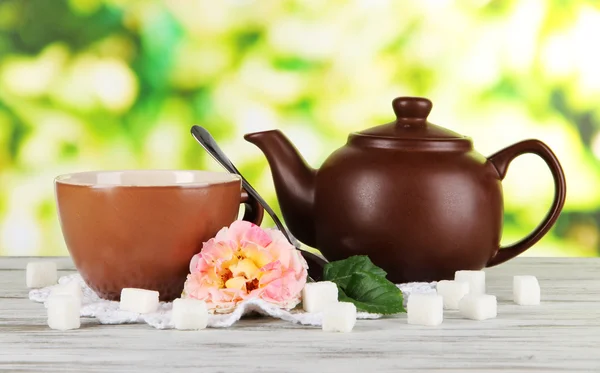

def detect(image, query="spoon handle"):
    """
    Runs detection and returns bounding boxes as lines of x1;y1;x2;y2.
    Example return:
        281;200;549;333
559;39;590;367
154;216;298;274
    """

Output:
190;125;327;280
191;126;290;236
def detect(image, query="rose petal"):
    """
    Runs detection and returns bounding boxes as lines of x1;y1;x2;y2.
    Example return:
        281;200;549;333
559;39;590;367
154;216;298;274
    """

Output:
258;260;283;287
227;220;256;243
265;228;290;246
243;241;274;269
260;269;297;304
242;224;272;247
261;278;285;302
183;272;212;300
230;258;259;279
202;239;235;264
195;255;212;273
214;226;230;241
225;276;247;291
289;249;308;275
189;254;200;273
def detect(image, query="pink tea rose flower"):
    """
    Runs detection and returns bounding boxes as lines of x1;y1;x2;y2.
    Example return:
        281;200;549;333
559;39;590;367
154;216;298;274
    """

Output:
183;220;308;313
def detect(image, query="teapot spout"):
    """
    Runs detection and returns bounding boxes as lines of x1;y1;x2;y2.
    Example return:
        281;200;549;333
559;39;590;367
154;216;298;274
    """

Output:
244;130;317;247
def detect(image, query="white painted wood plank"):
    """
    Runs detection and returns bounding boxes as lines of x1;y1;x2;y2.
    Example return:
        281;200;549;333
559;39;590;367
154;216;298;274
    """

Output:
0;256;74;270
1;257;599;372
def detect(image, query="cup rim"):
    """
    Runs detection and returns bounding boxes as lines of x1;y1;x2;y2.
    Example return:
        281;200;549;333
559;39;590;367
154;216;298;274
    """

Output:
54;169;241;188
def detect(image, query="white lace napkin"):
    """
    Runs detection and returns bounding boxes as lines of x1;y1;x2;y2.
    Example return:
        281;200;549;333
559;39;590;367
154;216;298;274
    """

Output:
29;274;436;329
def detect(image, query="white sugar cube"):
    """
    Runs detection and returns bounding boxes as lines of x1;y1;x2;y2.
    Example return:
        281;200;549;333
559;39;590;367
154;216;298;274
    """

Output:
454;270;486;295
459;294;497;320
26;261;57;288
119;288;159;314
436;280;470;310
51;282;82;303
302;281;338;313
47;295;80;330
322;302;356;332
407;294;443;326
513;275;540;305
172;298;208;330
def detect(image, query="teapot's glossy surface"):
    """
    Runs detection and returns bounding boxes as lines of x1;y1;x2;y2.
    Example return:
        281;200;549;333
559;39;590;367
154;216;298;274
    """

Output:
245;97;566;283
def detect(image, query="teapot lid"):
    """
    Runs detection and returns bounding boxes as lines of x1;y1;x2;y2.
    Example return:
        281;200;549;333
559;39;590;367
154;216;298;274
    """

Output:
351;97;471;150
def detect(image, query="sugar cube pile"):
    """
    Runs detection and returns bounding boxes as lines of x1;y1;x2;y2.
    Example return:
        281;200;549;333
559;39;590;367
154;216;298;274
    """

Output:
454;270;486;295
302;281;338;313
172;298;208;330
405;269;498;326
26;261;57;288
513;275;541;305
407;294;443;326
119;288;159;314
459;294;497;321
322;302;357;333
436;280;469;310
47;295;80;330
300;281;357;332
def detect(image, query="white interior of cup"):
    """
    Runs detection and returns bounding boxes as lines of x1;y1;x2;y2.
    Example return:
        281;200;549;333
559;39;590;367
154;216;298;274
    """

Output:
55;170;240;187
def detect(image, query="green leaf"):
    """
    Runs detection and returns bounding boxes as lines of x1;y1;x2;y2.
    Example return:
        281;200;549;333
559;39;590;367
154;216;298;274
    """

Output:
338;272;405;315
323;255;387;288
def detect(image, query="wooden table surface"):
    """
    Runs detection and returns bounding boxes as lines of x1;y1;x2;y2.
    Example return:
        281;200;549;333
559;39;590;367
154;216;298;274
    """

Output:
1;257;600;372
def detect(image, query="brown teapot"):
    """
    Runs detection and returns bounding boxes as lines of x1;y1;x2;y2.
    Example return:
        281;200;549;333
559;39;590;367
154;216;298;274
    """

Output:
244;97;566;284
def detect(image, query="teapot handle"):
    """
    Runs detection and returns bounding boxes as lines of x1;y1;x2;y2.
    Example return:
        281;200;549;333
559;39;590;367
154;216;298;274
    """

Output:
486;139;566;267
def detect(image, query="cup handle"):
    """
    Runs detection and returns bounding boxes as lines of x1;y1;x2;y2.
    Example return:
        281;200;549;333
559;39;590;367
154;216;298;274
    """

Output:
240;190;264;225
486;139;567;267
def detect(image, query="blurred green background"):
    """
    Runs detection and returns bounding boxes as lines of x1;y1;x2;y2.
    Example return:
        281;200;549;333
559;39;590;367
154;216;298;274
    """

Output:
0;0;599;257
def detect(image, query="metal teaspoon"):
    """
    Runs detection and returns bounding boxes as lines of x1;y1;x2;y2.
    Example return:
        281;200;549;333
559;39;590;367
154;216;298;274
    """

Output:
190;125;327;281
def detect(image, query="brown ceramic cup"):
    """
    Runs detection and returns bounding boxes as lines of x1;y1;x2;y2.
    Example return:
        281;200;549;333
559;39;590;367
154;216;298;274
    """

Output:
55;170;264;301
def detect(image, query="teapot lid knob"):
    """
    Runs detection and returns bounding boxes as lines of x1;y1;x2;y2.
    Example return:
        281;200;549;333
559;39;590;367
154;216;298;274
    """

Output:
353;95;468;144
392;97;432;122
